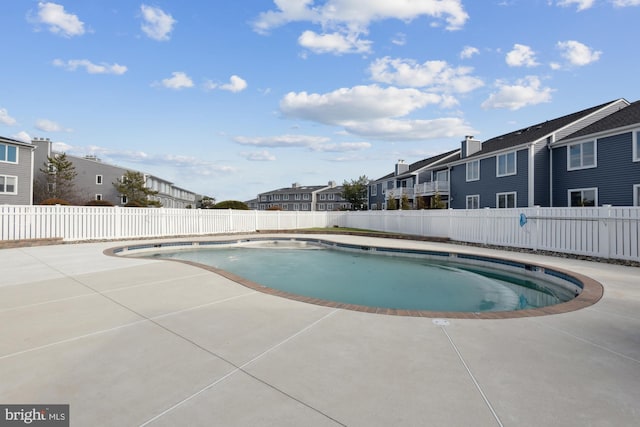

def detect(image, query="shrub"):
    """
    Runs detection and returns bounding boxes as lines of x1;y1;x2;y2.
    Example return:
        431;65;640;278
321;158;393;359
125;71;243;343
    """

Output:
124;201;145;207
213;200;249;210
85;199;115;207
39;198;71;205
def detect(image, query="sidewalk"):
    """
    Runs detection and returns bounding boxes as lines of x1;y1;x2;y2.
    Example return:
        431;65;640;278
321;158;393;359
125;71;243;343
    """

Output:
1;235;639;426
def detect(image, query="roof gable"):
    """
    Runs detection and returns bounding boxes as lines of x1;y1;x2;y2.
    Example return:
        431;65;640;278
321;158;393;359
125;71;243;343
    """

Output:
464;99;625;159
559;100;640;142
372;148;460;182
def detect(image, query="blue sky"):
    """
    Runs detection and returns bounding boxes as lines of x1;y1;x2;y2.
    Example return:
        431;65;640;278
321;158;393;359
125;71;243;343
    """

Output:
1;1;639;202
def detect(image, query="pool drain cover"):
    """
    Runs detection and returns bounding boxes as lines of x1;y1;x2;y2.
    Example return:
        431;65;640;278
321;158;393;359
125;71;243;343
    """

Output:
432;319;450;326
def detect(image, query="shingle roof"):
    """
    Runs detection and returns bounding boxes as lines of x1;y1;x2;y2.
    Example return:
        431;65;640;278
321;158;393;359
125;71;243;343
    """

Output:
465;99;623;159
0;135;33;147
265;185;327;194
559;100;640;141
373;148;460;181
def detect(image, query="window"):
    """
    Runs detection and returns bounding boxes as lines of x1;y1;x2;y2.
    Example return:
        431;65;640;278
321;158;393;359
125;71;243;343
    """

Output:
96;175;103;185
496;152;517;177
568;141;596;170
274;194;280;201
293;203;300;210
0;144;18;163
634;131;640;162
634;184;640;207
569;188;597;207
283;194;289;200
95;194;103;201
318;204;326;210
320;194;326;200
328;193;335;200
370;185;377;196
466;195;479;209
295;194;301;200
121;195;128;204
466;160;479;181
303;193;310;200
497;192;517;208
260;195;267;201
436;170;449;182
0;175;17;194
327;203;334;210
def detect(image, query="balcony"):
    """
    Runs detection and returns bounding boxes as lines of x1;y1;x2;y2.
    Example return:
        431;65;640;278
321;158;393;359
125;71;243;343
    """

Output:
384;181;449;198
414;180;449;196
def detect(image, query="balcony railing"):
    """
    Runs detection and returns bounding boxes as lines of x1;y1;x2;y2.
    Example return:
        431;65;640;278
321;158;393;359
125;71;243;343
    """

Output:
384;181;449;198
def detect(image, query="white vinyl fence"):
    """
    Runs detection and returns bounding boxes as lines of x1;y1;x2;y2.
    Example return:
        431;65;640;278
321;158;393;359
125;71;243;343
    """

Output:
1;205;639;262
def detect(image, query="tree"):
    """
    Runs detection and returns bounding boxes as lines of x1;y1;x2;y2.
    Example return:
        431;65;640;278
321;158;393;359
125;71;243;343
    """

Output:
198;196;216;209
400;194;411;210
113;171;161;207
430;192;446;209
386;196;397;210
341;175;369;210
35;153;79;204
213;200;249;210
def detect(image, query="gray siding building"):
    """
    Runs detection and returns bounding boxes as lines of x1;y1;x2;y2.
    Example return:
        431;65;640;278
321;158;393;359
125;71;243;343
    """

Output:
448;99;629;209
0;136;36;205
257;182;333;211
32;138;199;207
551;100;640;207
368;150;459;210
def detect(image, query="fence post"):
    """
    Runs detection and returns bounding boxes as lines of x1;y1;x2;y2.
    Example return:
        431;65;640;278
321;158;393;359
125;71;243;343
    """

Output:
599;205;612;259
533;206;540;251
483;207;490;245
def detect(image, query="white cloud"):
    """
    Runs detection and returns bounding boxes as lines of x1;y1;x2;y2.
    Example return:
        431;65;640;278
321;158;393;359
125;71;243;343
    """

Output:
253;0;467;56
460;46;479;59
391;33;406;46
312;141;372;152
556;40;602;67
159;72;194;90
612;0;640;5
204;75;248;93
368;57;484;94
280;85;475;140
58;144;235;175
240;150;277;161
35;119;72;132
13;132;32;143
220;75;248;92
253;0;469;33
280;85;442;125
0;108;17;126
298;30;372;54
343;117;476;140
481;76;553;110
234;134;372;152
140;5;176;41
279;85;475;140
52;59;127;75
32;2;85;37
556;0;595;11
505;44;539;67
234;134;330;148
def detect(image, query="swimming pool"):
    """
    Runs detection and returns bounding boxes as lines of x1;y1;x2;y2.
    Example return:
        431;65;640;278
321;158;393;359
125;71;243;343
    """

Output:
112;237;597;317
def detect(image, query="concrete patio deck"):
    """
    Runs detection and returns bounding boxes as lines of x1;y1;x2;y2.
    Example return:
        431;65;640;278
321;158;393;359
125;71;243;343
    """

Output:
1;234;639;426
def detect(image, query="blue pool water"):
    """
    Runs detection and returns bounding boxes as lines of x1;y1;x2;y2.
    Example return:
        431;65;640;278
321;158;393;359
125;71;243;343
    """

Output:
143;241;576;313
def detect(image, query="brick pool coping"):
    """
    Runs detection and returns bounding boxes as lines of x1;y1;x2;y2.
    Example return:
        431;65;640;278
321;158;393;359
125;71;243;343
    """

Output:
105;237;604;320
